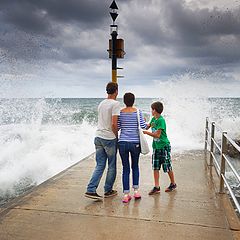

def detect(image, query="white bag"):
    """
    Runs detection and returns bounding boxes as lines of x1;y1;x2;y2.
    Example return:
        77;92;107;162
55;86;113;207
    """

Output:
137;109;150;155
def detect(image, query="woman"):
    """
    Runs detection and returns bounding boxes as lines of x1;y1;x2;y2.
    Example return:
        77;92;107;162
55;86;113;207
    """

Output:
118;92;147;203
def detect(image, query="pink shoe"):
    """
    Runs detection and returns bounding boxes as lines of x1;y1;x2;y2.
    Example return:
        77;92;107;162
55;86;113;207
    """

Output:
122;194;132;203
134;192;141;199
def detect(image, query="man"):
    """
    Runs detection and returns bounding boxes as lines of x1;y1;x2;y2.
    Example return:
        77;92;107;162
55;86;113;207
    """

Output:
85;82;120;200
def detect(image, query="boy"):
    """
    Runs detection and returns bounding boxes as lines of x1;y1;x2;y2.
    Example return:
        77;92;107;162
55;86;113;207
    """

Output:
143;101;176;194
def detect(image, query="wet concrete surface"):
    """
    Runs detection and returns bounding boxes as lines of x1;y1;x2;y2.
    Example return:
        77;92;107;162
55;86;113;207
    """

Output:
0;151;238;240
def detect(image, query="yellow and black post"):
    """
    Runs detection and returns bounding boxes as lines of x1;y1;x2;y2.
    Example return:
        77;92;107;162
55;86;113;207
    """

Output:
111;26;118;83
109;0;125;83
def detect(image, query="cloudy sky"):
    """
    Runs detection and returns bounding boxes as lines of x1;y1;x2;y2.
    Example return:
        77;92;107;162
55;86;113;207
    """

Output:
0;0;240;98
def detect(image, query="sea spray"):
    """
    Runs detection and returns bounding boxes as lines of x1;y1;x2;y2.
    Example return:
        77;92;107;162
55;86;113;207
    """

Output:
0;98;97;205
0;97;239;205
0;122;96;205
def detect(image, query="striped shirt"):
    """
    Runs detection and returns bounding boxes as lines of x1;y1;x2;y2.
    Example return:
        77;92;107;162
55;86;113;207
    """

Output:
118;110;147;142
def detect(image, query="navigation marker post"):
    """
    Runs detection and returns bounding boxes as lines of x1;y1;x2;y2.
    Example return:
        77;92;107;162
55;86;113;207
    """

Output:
108;0;125;83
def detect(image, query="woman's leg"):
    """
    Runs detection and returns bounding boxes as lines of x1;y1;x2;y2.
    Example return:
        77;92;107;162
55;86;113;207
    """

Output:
129;143;141;190
118;142;130;193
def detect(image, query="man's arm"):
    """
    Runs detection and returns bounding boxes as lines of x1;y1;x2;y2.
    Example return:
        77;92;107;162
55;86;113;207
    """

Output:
143;129;161;138
112;115;118;138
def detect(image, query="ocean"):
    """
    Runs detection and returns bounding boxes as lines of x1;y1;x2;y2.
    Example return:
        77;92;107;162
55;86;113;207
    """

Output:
0;97;240;206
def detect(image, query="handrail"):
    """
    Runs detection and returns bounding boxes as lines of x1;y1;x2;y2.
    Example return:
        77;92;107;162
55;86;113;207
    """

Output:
212;138;221;152
223;154;240;183
214;123;223;132
225;133;240;152
211;152;220;175
205;117;240;213
222;174;240;212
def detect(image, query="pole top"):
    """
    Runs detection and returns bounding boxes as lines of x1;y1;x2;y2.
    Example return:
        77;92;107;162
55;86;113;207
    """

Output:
109;1;119;23
110;1;118;10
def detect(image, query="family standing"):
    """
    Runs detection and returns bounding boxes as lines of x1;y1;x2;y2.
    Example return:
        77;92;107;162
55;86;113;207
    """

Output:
85;82;177;202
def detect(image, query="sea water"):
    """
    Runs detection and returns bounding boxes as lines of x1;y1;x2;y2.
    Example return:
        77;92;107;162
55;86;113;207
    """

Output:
0;97;240;205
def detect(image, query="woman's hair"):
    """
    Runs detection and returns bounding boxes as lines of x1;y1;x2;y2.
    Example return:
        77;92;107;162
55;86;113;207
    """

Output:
151;101;163;114
106;82;118;94
123;92;135;107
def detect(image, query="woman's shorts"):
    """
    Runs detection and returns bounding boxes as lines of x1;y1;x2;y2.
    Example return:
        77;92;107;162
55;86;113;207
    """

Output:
152;144;172;172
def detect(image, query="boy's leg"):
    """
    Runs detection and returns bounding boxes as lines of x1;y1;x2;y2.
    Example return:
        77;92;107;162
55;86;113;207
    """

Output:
162;145;177;192
165;170;177;192
148;170;160;195
152;149;162;187
162;144;176;184
153;170;160;187
168;170;175;184
148;149;161;195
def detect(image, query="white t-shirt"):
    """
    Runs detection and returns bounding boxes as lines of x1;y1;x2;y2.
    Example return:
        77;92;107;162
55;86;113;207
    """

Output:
95;99;120;140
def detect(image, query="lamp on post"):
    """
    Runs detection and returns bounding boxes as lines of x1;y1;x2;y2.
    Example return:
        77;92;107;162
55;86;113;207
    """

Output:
108;0;125;83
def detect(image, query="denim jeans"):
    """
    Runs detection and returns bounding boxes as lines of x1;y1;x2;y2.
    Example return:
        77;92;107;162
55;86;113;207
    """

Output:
118;141;141;193
87;137;117;193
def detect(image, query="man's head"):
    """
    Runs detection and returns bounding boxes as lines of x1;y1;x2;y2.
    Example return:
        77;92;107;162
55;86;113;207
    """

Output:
106;82;118;96
123;92;135;107
151;101;163;115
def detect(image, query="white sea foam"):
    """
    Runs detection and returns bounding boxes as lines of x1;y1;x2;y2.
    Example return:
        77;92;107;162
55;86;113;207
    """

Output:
146;74;240;151
0;121;96;198
0;94;239;203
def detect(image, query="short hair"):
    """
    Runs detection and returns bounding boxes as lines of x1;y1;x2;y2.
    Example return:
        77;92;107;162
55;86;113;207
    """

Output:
151;101;163;114
106;82;118;94
124;92;135;107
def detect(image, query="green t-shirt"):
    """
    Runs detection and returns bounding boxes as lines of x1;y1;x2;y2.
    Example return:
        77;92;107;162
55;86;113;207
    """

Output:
150;115;170;149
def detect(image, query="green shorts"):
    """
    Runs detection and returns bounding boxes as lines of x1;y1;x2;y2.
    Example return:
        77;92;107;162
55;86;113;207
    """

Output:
152;144;172;172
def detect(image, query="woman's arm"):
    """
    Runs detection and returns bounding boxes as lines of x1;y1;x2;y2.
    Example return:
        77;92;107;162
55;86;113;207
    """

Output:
139;110;148;129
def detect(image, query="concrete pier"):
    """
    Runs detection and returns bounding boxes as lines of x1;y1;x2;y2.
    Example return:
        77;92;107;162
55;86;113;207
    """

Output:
0;150;239;240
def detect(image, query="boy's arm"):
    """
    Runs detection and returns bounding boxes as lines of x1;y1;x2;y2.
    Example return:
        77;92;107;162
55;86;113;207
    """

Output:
145;123;151;130
143;129;161;138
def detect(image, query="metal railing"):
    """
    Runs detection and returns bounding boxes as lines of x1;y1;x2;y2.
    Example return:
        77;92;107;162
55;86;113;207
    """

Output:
205;117;240;213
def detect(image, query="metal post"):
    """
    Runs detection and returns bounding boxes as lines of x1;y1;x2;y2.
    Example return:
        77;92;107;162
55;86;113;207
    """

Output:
209;122;215;166
204;117;209;151
111;30;118;83
220;132;227;193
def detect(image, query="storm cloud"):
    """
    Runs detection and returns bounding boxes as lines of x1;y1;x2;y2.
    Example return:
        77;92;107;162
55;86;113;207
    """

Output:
0;0;240;97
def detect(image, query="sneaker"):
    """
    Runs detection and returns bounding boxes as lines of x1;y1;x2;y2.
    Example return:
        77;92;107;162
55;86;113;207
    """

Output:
122;194;132;203
104;189;118;198
148;186;160;195
165;183;177;192
85;192;103;200
134;191;141;200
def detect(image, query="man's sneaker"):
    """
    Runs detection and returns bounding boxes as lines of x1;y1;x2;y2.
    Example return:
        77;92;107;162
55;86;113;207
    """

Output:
104;189;118;198
85;192;103;200
122;194;132;203
165;183;177;192
148;187;160;195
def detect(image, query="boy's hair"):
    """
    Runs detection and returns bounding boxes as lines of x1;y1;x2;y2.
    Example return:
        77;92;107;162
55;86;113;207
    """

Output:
151;101;163;114
106;82;118;94
123;92;135;107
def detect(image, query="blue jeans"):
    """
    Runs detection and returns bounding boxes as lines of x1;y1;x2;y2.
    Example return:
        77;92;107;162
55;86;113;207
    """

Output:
118;141;141;193
87;137;117;193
